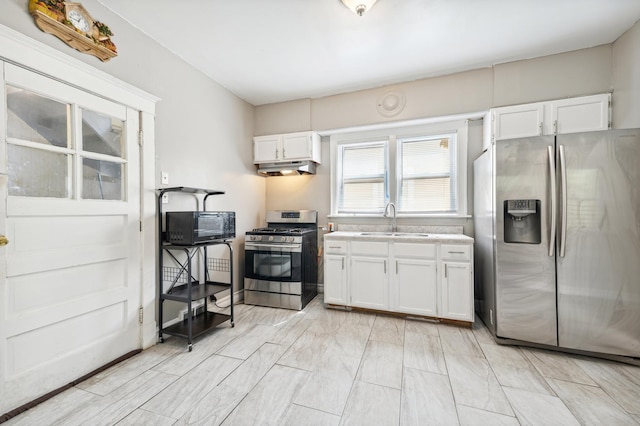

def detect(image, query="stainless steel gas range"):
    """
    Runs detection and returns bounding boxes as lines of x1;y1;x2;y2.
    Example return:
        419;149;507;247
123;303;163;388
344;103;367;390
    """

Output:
244;210;318;310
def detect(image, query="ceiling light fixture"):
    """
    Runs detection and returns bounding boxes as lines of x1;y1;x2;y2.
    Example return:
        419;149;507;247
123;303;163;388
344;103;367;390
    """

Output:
340;0;377;16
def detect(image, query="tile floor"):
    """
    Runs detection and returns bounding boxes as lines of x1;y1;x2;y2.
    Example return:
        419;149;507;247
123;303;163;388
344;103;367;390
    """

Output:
5;296;640;425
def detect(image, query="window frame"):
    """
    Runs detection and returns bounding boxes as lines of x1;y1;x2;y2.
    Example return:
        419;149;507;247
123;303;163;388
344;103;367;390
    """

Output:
4;68;129;201
396;133;458;214
336;139;389;215
330;119;468;218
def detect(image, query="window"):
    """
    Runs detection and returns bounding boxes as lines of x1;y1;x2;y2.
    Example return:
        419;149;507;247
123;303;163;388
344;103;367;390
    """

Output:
331;120;468;217
338;141;388;213
398;134;456;213
6;85;127;200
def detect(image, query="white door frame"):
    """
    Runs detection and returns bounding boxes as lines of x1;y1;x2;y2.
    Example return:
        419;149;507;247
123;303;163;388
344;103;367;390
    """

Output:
0;24;159;353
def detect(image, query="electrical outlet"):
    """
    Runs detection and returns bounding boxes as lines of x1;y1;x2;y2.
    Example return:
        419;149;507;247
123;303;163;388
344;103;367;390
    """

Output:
162;193;169;204
161;171;169;185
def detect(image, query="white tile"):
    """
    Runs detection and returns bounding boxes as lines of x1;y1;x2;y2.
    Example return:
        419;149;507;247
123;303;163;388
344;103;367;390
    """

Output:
405;318;440;336
142;354;242;419
547;378;637;425
3;388;97;426
369;315;405;345
357;340;404;389
277;327;333;370
445;353;514;416
521;348;597;386
280;404;341;426
220;365;309;426
401;367;458;425
76;342;181;396
403;329;447;375
471;320;497;346
118;409;176;426
216;324;277;360
178;343;286;425
481;344;555;395
340;381;401;426
456;404;519;426
503;386;579;425
573;357;640;415
439;324;484;358
69;370;177;425
293;352;361;415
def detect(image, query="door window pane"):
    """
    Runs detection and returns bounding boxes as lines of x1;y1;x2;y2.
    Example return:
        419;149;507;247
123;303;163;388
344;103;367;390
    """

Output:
8;144;70;198
6;86;69;148
82;158;123;200
81;109;124;157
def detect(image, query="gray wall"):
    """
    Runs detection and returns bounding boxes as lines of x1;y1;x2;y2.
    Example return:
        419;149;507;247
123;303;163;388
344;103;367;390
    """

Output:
256;43;627;236
0;0;264;319
612;19;640;128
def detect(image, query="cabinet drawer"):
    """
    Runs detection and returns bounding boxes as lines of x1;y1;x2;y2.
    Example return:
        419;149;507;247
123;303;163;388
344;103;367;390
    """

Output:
441;244;471;261
350;240;387;256
393;242;436;259
325;240;347;254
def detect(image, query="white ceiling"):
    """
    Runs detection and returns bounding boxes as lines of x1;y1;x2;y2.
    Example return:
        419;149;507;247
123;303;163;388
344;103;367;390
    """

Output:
97;0;640;106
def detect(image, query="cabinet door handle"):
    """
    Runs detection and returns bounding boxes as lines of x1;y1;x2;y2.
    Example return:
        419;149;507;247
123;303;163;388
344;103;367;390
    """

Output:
341;257;344;270
539;122;543;135
396;260;398;274
444;264;448;278
384;260;386;274
275;148;279;159
448;251;465;254
329;246;342;250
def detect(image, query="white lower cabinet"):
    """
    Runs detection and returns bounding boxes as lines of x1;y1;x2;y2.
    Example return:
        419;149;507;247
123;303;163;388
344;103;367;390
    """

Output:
392;242;438;316
440;244;474;321
324;237;474;322
441;261;473;321
324;240;348;305
324;254;347;305
349;241;388;310
351;256;388;310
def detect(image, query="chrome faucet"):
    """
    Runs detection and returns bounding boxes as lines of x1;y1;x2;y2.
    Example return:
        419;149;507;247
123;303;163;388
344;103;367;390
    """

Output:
384;202;397;233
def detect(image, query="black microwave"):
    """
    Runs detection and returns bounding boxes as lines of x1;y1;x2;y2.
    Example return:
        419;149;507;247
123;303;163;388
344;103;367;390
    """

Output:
165;211;235;245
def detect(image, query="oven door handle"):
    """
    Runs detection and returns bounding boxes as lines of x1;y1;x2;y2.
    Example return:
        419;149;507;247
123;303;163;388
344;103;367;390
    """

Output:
245;243;301;250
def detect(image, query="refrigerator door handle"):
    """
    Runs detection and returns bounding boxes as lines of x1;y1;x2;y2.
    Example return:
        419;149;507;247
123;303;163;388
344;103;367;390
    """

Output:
548;145;557;257
559;144;568;258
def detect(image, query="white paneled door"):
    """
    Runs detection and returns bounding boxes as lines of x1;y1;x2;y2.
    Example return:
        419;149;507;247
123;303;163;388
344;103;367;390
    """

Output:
0;63;142;413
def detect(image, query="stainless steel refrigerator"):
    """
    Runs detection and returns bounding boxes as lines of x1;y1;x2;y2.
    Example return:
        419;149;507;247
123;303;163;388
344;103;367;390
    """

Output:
474;129;640;359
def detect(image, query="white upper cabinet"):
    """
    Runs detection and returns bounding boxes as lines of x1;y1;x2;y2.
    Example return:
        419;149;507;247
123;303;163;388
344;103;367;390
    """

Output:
490;93;611;145
253;131;321;164
493;102;545;141
548;94;610;135
253;134;280;163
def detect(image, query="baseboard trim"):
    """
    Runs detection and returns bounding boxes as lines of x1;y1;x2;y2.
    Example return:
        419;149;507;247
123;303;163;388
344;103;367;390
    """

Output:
0;349;141;424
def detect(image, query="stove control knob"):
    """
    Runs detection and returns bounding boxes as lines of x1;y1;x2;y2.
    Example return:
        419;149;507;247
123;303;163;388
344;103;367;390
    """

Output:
268;236;274;242
280;236;286;242
287;237;294;243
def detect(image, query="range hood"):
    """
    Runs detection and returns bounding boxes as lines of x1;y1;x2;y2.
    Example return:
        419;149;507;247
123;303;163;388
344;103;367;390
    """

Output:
257;161;317;176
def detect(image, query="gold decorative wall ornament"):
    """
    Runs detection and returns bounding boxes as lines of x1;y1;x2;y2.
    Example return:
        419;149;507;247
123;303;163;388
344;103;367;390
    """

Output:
29;1;117;62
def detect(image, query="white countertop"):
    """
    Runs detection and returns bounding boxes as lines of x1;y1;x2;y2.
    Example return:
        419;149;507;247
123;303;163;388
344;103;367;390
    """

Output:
324;231;474;244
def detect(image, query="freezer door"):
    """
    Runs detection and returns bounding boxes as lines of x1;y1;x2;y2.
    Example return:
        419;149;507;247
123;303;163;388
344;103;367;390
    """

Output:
473;147;496;334
495;136;557;345
556;130;640;357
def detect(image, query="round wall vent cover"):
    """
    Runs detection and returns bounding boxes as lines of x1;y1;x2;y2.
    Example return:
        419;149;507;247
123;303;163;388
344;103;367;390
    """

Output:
377;91;406;117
